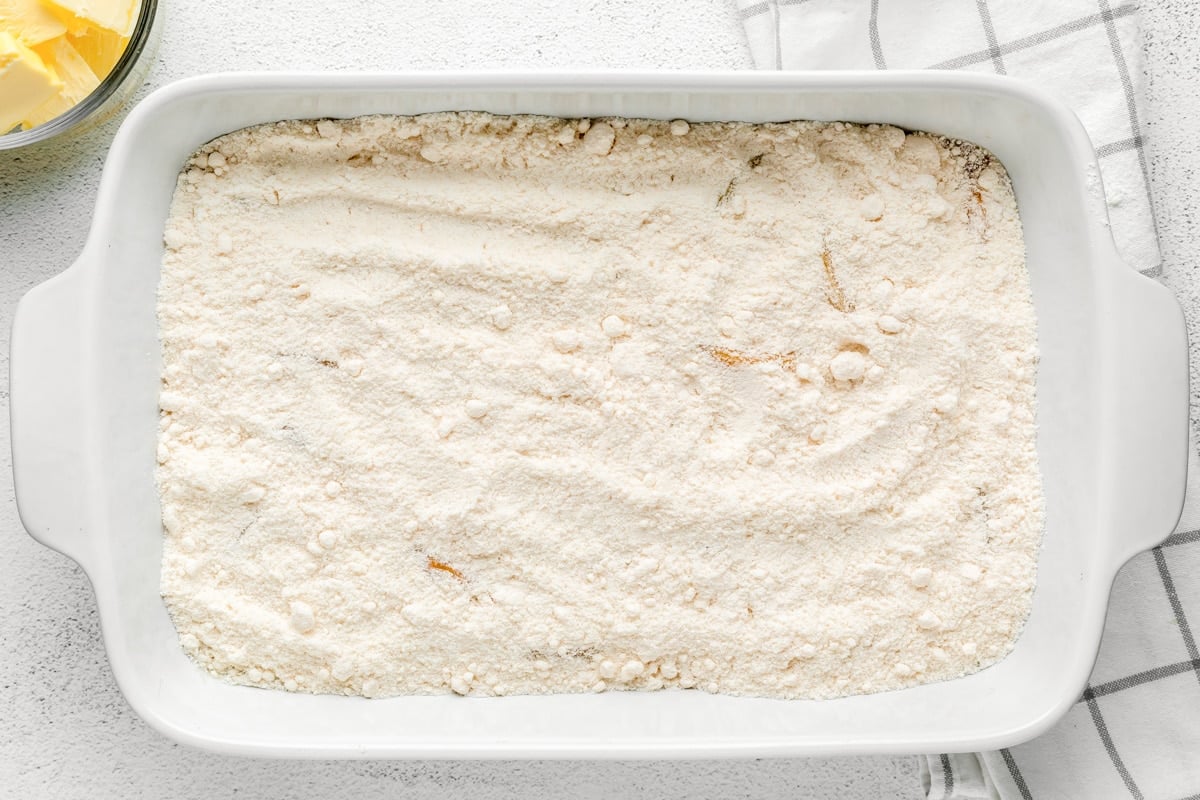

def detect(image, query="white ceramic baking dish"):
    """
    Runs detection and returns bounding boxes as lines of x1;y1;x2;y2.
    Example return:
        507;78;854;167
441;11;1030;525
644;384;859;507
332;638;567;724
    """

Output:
10;72;1188;759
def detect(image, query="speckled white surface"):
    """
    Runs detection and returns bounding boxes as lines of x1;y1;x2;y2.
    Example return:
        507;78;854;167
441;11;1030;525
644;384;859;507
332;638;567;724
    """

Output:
0;1;1195;797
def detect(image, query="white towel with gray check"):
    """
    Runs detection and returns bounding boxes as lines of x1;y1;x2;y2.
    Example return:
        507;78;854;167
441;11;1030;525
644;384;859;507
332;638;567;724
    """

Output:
737;2;1199;799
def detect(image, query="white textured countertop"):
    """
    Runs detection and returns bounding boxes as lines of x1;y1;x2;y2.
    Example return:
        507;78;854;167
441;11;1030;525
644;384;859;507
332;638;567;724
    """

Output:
1;1;1196;797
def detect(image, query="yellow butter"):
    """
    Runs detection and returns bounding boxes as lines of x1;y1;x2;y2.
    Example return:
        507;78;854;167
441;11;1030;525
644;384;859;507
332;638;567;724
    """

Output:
22;33;96;128
0;0;67;45
68;24;125;78
0;30;61;132
42;0;137;37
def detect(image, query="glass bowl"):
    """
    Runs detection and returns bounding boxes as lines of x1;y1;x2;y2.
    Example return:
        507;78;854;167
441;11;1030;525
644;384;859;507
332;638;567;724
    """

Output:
0;0;160;150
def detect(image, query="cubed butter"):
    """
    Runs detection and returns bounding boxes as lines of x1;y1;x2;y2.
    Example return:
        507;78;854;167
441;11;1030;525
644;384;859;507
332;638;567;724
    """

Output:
0;30;61;133
23;34;96;128
42;0;136;37
68;23;124;78
0;0;67;45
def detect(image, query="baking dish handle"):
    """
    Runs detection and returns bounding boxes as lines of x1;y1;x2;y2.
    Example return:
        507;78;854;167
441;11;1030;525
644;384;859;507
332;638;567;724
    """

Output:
1105;263;1190;564
10;263;92;569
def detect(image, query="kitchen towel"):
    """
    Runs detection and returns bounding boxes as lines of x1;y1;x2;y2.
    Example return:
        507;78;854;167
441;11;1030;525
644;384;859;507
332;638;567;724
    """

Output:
737;0;1160;277
736;2;1199;799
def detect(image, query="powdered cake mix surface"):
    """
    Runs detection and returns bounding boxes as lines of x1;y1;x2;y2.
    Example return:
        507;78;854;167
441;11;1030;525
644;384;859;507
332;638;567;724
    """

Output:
156;112;1043;699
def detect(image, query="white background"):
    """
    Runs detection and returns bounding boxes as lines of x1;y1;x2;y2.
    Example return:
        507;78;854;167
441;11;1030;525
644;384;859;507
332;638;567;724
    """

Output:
1;1;1196;797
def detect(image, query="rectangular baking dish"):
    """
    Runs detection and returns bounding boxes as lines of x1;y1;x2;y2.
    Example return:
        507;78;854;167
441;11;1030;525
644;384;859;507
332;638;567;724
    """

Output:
10;72;1188;758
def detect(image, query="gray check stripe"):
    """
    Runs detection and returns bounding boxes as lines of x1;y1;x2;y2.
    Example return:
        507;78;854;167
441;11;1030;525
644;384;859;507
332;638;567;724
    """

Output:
1082;658;1200;699
1096;134;1144;158
739;0;820;18
1000;748;1034;800
939;753;954;797
928;3;1138;69
1083;691;1144;799
738;1;770;20
1162;528;1200;548
1154;547;1200;676
869;0;886;69
1098;0;1160;251
974;0;1006;74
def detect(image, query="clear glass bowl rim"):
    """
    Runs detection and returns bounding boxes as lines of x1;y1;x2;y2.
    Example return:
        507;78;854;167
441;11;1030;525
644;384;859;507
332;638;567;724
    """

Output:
0;0;159;150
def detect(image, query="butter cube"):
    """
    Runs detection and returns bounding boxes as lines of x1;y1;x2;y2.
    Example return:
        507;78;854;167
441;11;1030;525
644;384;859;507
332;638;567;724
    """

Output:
42;0;137;37
23;34;97;128
69;24;125;78
0;0;67;45
0;31;61;133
